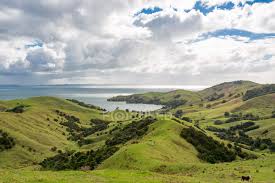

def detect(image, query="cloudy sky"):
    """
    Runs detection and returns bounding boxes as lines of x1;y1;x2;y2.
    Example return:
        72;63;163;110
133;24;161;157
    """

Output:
0;0;274;85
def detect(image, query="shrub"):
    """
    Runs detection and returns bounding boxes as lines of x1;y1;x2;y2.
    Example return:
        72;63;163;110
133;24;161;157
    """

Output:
224;112;230;118
105;117;156;146
181;127;236;163
182;117;192;123
214;120;223;125
0;130;15;151
174;110;183;118
66;99;106;111
6;105;25;113
243;84;275;101
50;147;57;152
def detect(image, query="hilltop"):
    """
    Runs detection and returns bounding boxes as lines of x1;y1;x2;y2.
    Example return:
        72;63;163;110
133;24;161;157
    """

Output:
108;80;260;108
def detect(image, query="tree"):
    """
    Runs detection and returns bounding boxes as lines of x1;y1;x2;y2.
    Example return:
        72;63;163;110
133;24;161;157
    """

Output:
224;112;230;118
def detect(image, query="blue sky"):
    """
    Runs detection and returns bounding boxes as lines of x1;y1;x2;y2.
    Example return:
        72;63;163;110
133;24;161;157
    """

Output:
199;29;275;41
135;0;275;42
136;0;274;16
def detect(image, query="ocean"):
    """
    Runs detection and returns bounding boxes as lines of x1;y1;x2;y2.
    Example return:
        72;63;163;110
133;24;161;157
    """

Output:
0;85;206;111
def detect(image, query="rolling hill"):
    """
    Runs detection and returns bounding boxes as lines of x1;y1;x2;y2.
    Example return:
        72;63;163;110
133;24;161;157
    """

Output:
1;80;275;182
108;80;260;109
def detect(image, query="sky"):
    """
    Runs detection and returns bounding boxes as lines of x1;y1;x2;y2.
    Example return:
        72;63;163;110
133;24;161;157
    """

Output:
0;0;274;86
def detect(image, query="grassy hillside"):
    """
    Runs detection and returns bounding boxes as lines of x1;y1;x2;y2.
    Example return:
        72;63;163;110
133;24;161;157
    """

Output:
108;90;202;108
99;119;200;171
0;97;107;168
108;81;259;110
234;93;275;116
199;80;259;100
1;80;275;182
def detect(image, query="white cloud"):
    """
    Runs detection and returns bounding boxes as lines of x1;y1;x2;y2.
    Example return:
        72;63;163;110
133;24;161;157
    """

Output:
0;0;274;85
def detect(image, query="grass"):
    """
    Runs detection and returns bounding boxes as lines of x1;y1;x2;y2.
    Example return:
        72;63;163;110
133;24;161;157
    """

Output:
99;119;200;171
0;97;107;168
1;81;275;183
2;155;275;183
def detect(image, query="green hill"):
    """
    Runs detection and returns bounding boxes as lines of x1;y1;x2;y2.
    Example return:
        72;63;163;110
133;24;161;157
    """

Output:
108;80;259;109
0;97;107;168
199;80;259;101
235;93;275;116
1;80;275;182
108;90;202;108
99;119;200;171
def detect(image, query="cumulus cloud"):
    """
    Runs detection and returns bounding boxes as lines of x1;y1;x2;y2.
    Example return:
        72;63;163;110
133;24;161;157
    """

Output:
0;0;274;85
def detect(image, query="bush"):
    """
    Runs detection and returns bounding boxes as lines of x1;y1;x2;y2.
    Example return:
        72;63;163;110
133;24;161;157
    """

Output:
174;110;183;118
105;117;156;146
0;130;15;151
181;117;192;123
224;112;230;118
6;105;25;113
66;99;106;111
40;116;157;170
214;120;223;125
181;127;236;163
243;84;275;101
207;93;225;101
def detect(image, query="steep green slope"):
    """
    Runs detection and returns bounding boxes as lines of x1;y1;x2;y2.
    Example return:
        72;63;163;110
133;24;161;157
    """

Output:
108;81;259;109
0;97;105;168
235;93;275;116
199;81;259;99
243;84;275;101
99;118;200;171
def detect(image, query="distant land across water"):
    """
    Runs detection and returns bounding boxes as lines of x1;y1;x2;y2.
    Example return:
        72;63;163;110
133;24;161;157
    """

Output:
0;84;207;111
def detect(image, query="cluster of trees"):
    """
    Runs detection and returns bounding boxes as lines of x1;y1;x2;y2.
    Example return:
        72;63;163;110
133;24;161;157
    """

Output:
66;99;106;111
174;110;192;122
207;122;275;152
56;110;108;146
243;84;275;101
106;116;156;146
109;94;188;109
56;110;80;123
174;110;184;118
164;100;187;109
181;127;236;163
272;111;275;118
229;122;259;132
40;116;157;170
80;119;109;137
6;105;26;113
0;130;15;151
40;146;119;170
206;92;225;101
224;112;260;123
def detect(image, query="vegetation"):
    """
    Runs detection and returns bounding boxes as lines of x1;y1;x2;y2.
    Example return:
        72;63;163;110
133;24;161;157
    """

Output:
224;112;260;123
2;80;275;182
6;105;26;113
40;117;156;170
208;122;275;152
105;116;156;146
66;99;106;111
40;146;119;170
243;84;275;101
0;130;15;151
108;90;202;108
181;127;236;163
